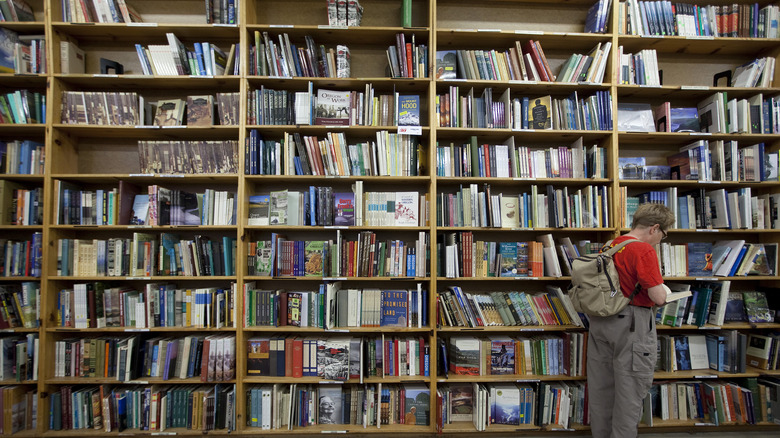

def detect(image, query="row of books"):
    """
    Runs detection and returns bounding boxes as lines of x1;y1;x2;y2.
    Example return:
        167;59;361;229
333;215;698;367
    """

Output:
387;33;428;79
61;91;139;125
56;234;237;277
0;334;37;381
438;382;537;428
247;383;428;429
54;334;235;382
248;84;421;127
697;92;779;135
55;182;235;226
654;241;776;279
0;90;44;124
0;182;41;225
0;140;43;175
0;0;33;22
138;140;239;175
0;386;36;434
438;285;584;328
48;384;236;432
56;283;236;329
436;137;606;179
556;42;612;84
617;47;660;85
437;90;613;132
656;331;747;374
733;56;775;88
436;40;559;82
657;284;774;328
746;332;780;370
142;95;237;127
248;335;430;379
60;0;140;23
624;187;780;230
255;188;424;227
135;35;233;77
326;0;363;27
0;29;45;74
258;231;429;278
623;1;779;38
643;378;768;425
0;283;38;329
0;234;41;277
250;32;350;78
444;333;586;378
243;285;428;329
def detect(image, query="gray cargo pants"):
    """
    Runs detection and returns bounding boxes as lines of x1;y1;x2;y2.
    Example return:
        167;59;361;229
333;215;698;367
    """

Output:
587;305;656;438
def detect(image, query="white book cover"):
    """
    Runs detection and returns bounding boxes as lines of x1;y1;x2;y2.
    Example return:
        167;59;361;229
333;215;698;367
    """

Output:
688;335;710;370
394;191;419;226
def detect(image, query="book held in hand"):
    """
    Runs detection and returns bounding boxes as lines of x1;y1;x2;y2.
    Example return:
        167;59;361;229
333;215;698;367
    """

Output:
661;283;692;303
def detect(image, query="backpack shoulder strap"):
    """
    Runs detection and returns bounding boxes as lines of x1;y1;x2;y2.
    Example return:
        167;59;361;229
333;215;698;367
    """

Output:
602;238;641;256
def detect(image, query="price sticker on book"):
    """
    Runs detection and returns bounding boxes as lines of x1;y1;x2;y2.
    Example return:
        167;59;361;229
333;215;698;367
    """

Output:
398;126;422;135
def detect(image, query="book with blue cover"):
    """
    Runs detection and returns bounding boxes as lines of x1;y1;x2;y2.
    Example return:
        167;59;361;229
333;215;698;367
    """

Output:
687;242;713;276
397;95;420;126
403;384;430;425
499;242;517;277
490;339;514;375
492;383;521;425
380;290;408;327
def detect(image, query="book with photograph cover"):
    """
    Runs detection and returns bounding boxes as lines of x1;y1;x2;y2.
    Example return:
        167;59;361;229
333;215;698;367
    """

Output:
269;190;288;225
130;194;149;225
748;243;777;276
248;195;270;226
674;335;692;371
318;385;344;424
315;89;350;125
333;192;355;226
246;337;270;375
0;28;19;73
186;95;214;126
670;107;701;132
490;339;514;375
436;50;457;79
448;338;479;375
153;99;185;126
643;165;671;180
618;157;646;180
317;338;350;381
403;384;430;425
304;240;325;277
742;291;772;323
499;242;518;277
687;242;713;276
448;384;473;422
492;384;521;425
397;95;420;126
528;95;552;129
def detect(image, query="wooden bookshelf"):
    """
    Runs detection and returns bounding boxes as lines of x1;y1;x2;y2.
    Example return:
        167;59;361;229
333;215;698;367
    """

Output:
0;0;778;435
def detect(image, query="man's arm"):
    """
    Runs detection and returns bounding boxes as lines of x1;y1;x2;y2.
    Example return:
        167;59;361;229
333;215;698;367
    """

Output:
647;284;667;306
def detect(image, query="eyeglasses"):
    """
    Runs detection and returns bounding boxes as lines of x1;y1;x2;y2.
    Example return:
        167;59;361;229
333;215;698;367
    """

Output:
660;227;668;240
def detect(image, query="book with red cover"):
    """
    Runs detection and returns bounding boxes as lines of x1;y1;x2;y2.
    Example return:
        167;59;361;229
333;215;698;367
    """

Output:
522;41;550;82
292;337;303;377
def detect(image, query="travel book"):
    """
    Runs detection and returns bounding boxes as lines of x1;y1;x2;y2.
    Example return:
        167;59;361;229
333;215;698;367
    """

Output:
153;99;186;126
186;95;214;126
436;50;457;79
397;95;420;126
314;89;350;125
247;195;270;226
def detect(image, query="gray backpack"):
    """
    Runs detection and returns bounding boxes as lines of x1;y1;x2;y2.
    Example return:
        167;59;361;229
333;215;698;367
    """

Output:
569;239;641;317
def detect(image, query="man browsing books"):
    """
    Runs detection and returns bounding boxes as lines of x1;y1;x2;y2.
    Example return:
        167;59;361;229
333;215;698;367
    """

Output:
587;203;673;438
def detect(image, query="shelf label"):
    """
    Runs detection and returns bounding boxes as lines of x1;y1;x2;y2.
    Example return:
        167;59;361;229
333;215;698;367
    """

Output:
189;75;214;78
318;25;347;29
320;381;345;384
699;180;720;183
151;433;177;436
128;173;153;177
398;126;422;135
159;174;185;177
127;380;150;384
549;31;567;35
520;328;543;332
688;35;714;40
699;326;720;330
508;80;537;85
93;74;118;78
448;78;467;82
477;28;501;32
695;422;717;426
453;28;475;32
268;75;288;79
698;132;712;135
696;229;719;232
161;125;186;129
330;329;349;333
324;226;348;229
134;125;159;129
323;125;344;129
321;431;347;434
638;84;662;88
681;85;710;90
516;379;541;382
128;225;152;229
391;277;413;280
512;227;532;231
128;22;157;27
323;277;348;281
0;329;15;333
515;30;543;35
695;277;718;281
125;328;150;332
126;276;152;280
694;375;718;379
270;24;294;28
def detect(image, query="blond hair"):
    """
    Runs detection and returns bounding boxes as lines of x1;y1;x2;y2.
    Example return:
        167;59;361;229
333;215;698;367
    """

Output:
631;203;675;231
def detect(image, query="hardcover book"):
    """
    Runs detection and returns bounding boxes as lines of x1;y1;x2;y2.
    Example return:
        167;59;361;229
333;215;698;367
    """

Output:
333;192;355;226
304;240;325;277
490;340;514;375
380;290;408;327
153;99;185;126
314;89;350;125
448;384;473;422
246;338;270;376
318;385;344;424
247;195;270;226
316;338;350;381
436;50;457;79
492;384;521;425
687;242;713;276
528;95;552;129
402;384;430;425
186;95;214;126
397;95;420;126
448;337;479;375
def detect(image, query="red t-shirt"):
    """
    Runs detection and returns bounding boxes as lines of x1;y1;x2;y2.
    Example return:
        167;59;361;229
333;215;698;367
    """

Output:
609;235;663;307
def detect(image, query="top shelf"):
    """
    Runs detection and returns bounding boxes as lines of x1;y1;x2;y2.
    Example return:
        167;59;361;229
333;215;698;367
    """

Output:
617;34;780;56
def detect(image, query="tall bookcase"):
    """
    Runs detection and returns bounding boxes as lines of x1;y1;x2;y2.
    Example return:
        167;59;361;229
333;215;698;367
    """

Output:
0;0;778;435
